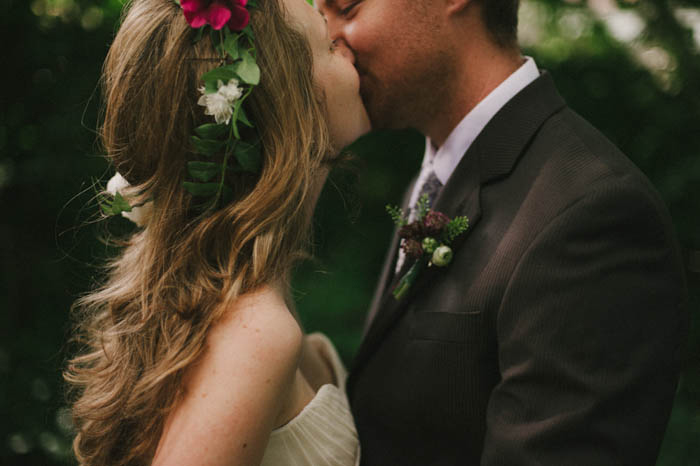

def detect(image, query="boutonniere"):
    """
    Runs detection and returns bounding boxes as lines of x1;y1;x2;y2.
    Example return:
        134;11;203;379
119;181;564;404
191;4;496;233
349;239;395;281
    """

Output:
386;194;469;300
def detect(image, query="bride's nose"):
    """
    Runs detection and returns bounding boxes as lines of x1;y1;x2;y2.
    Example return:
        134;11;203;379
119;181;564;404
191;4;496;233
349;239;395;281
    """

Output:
333;39;355;64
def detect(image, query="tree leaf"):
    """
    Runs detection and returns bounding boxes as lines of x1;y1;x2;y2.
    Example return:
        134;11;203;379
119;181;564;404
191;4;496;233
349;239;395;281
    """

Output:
201;64;238;87
190;135;225;156
183;182;221;197
235;50;260;85
194;123;229;139
187;161;221;182
233;140;262;173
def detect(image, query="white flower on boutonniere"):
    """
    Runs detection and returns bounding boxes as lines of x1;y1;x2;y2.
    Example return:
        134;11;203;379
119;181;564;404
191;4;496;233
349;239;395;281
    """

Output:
197;79;243;125
105;172;153;227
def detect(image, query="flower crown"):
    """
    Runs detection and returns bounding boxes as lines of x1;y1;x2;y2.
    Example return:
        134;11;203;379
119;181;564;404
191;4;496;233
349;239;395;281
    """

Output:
101;0;262;223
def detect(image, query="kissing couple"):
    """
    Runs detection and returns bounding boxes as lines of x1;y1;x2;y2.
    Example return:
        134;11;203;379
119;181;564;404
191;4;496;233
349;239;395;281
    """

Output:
65;0;688;464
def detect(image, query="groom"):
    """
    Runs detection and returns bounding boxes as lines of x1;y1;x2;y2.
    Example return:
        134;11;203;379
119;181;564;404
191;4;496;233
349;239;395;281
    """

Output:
319;0;689;464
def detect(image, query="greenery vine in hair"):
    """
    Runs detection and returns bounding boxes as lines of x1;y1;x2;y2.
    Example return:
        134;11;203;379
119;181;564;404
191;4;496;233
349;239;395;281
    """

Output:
180;0;262;213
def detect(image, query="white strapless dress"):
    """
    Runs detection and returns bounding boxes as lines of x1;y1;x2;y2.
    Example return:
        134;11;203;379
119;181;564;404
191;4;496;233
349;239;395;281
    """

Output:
260;333;360;466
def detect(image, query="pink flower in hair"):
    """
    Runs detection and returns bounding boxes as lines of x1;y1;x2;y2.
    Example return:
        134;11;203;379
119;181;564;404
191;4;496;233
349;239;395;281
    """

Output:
180;0;250;31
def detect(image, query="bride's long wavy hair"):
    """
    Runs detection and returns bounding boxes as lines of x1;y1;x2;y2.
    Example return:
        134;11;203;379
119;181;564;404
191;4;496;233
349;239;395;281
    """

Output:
64;0;334;464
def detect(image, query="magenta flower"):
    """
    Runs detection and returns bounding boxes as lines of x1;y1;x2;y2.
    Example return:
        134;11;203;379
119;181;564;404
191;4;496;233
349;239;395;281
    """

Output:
180;0;250;31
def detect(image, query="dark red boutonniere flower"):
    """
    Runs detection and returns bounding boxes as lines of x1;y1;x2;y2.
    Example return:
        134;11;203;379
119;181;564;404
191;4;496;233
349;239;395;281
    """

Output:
387;194;469;300
180;0;250;31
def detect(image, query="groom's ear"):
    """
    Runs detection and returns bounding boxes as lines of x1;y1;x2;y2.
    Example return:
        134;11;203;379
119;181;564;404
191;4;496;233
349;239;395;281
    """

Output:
445;0;475;16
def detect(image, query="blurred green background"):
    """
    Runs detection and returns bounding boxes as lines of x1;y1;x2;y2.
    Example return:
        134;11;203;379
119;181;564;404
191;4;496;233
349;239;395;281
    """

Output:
1;0;699;464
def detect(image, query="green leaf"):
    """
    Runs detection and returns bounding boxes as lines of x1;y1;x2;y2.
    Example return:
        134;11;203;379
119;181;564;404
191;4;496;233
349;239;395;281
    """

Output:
416;193;430;221
191;135;226;156
235;50;260;85
194;123;229;139
223;33;241;60
242;23;255;40
112;192;132;213
233;140;262;173
192;26;204;44
201;65;238;87
238;107;254;128
442;216;469;243
183;182;221;197
386;204;407;227
187;161;221;182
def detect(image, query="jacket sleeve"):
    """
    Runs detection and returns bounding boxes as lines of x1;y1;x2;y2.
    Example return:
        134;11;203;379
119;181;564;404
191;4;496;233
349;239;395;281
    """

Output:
480;180;688;466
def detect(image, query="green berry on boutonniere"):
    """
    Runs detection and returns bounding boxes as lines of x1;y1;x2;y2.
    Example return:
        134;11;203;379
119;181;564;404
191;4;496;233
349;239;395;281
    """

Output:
422;237;439;254
386;194;469;300
431;245;453;267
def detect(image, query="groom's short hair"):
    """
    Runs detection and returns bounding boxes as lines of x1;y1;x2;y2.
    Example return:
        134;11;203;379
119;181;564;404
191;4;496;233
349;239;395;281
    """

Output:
478;0;520;48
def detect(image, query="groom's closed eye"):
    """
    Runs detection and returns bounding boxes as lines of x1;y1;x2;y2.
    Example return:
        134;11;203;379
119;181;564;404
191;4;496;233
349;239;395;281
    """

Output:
338;1;360;16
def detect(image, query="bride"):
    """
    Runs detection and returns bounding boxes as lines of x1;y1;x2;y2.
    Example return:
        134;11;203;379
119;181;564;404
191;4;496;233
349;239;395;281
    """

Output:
64;0;370;464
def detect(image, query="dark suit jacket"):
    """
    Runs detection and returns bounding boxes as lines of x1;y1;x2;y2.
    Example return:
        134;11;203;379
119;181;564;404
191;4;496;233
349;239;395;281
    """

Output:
350;72;689;466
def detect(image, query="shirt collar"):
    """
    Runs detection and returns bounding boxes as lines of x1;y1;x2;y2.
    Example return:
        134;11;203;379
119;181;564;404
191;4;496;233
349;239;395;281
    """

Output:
425;56;540;185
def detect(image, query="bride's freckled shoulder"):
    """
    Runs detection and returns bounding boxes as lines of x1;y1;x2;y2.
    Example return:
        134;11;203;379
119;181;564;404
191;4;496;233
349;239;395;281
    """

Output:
212;286;303;354
153;286;304;466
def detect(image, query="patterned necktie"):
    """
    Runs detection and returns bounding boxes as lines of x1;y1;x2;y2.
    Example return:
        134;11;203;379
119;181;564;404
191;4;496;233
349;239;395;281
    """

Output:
395;170;443;274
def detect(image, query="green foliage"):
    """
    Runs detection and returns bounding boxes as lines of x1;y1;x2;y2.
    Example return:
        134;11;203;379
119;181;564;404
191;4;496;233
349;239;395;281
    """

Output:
235;49;260;85
99;191;132;216
442;216;469;244
232;139;262;173
415;193;430;221
194;123;229;139
190;135;226;156
187;161;221;182
386;204;407;227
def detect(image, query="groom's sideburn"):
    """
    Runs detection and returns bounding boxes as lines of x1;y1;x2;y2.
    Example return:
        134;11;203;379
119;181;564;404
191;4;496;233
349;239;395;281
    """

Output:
349;72;688;466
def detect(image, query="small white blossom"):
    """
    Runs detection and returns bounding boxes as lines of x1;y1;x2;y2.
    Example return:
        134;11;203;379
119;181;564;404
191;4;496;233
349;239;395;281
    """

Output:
197;91;234;125
218;78;243;103
106;172;129;196
105;172;153;227
196;79;242;125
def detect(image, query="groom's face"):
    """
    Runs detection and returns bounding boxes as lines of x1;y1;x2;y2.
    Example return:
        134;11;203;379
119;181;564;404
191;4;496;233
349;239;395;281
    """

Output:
317;0;449;130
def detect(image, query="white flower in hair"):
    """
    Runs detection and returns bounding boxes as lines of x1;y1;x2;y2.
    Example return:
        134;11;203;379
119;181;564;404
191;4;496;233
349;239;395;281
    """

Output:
198;91;233;125
218;78;243;103
197;79;242;125
106;172;130;196
106;172;153;227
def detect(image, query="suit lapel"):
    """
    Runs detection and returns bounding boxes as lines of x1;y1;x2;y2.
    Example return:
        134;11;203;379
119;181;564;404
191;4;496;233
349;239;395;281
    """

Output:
350;72;566;382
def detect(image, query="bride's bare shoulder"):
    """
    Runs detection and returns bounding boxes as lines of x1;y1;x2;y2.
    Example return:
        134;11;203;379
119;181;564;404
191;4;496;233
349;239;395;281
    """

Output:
210;285;303;354
153;285;302;465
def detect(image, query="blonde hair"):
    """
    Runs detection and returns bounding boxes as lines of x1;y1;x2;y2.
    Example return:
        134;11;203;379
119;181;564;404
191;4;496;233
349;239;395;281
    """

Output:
64;0;334;464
